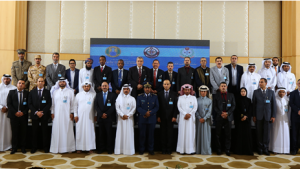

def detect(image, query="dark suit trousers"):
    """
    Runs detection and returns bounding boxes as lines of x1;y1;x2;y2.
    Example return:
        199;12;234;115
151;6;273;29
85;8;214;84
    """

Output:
256;117;271;151
215;118;232;151
160;119;174;151
139;123;156;152
291;120;300;152
10;117;28;149
98;121;113;152
32;118;49;150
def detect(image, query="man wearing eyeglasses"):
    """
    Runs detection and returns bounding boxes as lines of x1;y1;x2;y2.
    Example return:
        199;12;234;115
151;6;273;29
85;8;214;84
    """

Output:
65;59;80;94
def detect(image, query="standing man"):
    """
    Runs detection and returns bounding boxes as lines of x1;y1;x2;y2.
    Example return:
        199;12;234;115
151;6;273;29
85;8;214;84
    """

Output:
177;57;195;94
11;49;32;89
195;57;211;95
28;55;46;91
50;77;75;153
157;79;178;154
252;78;276;156
111;59;128;95
46;52;66;90
271;57;280;75
65;59;80;94
136;82;159;155
225;55;244;97
240;63;261;100
0;74;16;151
164;62;177;92
289;79;300;155
150;59;164;94
210;57;230;94
78;58;94;93
213;82;235;156
128;56;150;98
7;80;29;154
28;77;52;154
277;62;296;96
94;81;117;154
258;58;277;91
93;56;112;93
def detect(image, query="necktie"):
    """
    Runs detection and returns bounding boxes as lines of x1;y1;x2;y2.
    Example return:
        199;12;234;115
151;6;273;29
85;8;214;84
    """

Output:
263;90;266;97
165;91;169;102
118;69;122;87
101;66;103;72
38;90;42;99
54;64;57;71
21;62;23;66
138;68;142;84
153;69;156;88
19;91;23;111
169;72;172;82
103;92;106;105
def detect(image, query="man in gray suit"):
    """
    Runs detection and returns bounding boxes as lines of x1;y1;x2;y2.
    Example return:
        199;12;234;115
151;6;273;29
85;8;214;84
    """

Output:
210;57;230;94
46;52;66;90
252;78;276;156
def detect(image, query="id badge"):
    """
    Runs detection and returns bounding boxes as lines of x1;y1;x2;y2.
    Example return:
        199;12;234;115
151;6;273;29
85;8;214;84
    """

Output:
158;79;162;82
189;105;193;108
126;107;130;110
285;109;288;112
39;73;43;76
42;100;46;103
24;71;28;75
224;76;227;80
290;81;293;84
23;102;27;105
205;108;209;111
103;77;107;80
172;81;175;85
86;76;89;80
191;76;193;79
267;78;271;80
63;100;67;103
58;74;62;77
253;82;256;85
205;73;209;76
266;100;270;103
169;101;173;105
87;101;92;105
227;104;231;107
144;78;146;81
107;103;111;106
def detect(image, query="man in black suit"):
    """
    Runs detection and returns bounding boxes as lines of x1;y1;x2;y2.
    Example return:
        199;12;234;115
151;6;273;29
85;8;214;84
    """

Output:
111;59;128;95
195;57;211;97
177;57;195;94
252;78;276;156
65;59;80;94
94;81;117;154
157;79;178;154
164;62;177;92
128;56;150;98
213;82;235;156
7;79;29;154
93;56;112;93
150;59;164;94
28;77;52;154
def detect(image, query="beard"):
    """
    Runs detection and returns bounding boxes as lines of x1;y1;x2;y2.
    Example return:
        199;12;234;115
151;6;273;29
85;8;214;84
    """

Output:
86;65;92;70
59;84;66;88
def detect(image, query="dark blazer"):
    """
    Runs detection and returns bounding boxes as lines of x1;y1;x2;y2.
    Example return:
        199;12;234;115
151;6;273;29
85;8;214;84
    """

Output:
252;89;276;121
177;66;195;92
65;68;80;93
93;65;112;93
164;71;177;92
28;88;52;120
224;64;244;93
46;64;66;90
111;69;128;93
213;91;236;121
7;89;29;119
94;91;117;122
289;89;300;122
128;66;150;97
157;90;178;120
136;93;159;124
149;68;164;93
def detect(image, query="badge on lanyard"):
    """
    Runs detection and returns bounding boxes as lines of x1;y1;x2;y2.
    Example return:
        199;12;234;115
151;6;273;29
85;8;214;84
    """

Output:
107;100;111;106
24;71;28;75
126;103;130;110
189;102;193;108
42;97;46;103
158;75;162;82
144;73;147;81
266;97;270;103
23;98;27;105
172;81;175;85
39;73;43;76
169;98;173;105
103;74;107;80
205;105;209;111
205;73;209;76
63;96;67;103
191;73;193;79
290;78;293;84
284;105;288;112
223;73;227;80
252;79;256;85
267;75;271;81
58;74;62;77
227;100;231;107
86;74;89;80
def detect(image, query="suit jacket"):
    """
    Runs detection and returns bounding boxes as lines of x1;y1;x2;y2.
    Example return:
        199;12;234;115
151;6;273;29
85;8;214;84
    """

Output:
176;66;195;92
210;66;230;94
65;68;80;93
149;68;164;93
213;91;236;121
136;93;159;124
289;89;300;122
94;91;117;122
194;66;211;88
164;71;177;92
157;90;178;120
93;65;112;93
28;88;52;120
46;64;66;90
252;88;276;121
224;64;244;93
128;66;150;97
11;60;32;88
111;69;128;93
7;89;29;119
271;65;281;74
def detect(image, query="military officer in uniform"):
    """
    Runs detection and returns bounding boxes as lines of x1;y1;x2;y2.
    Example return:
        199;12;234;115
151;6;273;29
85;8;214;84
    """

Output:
11;49;32;89
137;82;159;155
28;55;46;91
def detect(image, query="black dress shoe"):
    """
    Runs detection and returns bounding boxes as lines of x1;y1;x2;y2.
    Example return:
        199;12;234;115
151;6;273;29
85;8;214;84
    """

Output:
21;148;27;154
264;150;270;156
97;151;103;154
162;151;166;154
108;151;113;154
139;151;144;155
167;151;172;154
257;150;263;155
10;149;16;154
225;150;230;156
31;149;37;154
149;151;154;155
44;149;49;153
291;151;297;155
217;150;222;155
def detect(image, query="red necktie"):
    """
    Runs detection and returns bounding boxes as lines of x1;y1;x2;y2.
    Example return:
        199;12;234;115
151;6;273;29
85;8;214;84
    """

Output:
101;66;103;72
138;68;141;84
153;69;156;89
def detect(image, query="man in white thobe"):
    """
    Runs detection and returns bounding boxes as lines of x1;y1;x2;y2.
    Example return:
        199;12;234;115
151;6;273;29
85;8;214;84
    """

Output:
0;74;16;151
74;81;96;154
258;58;277;91
79;58;94;93
240;63;261;100
176;84;197;154
114;84;136;155
50;77;75;153
277;62;296;96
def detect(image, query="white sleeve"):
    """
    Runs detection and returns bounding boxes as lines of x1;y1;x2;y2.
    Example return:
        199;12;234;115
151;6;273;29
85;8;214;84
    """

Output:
116;101;124;117
240;74;245;88
69;91;75;114
74;96;79;117
128;98;136;117
177;97;186;116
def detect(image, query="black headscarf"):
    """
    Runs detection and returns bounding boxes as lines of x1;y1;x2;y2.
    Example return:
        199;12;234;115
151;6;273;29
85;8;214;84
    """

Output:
239;87;249;105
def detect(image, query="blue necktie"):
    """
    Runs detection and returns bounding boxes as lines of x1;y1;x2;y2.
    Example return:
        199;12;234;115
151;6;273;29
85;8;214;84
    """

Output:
118;69;122;87
103;92;106;105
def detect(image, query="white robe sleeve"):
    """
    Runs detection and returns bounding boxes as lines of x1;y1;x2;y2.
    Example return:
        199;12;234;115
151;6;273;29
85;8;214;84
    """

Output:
188;97;198;116
69;91;75;114
78;69;83;93
128;98;136;117
116;101;124;117
51;91;55;114
270;70;277;89
177;97;186;116
240;74;246;88
276;73;283;88
74;95;79;117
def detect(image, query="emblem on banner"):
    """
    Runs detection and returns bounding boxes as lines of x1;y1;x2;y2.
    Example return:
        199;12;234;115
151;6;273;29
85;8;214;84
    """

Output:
180;47;195;58
105;46;121;57
144;47;160;58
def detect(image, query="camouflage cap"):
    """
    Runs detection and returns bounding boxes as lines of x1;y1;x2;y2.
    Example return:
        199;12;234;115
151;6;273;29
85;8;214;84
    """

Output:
17;49;26;54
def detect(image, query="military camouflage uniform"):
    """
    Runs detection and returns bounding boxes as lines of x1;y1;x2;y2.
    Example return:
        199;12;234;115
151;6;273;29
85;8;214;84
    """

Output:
11;60;32;89
28;65;46;91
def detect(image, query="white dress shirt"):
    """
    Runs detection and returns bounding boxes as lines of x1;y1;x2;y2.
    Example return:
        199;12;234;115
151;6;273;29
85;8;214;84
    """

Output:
231;65;237;86
70;69;75;88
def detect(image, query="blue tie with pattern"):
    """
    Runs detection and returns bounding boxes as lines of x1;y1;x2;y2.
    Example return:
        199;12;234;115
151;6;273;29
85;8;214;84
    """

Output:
118;69;122;87
103;92;106;105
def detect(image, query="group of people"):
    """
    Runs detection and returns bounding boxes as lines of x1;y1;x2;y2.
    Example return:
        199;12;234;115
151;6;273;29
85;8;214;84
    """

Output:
0;49;299;156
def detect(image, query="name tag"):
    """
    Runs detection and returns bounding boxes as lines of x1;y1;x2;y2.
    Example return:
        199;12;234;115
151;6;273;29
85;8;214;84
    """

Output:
266;100;270;103
191;76;193;79
103;77;107;80
120;79;122;81
23;102;27;105
267;78;271;80
126;107;130;110
107;103;111;106
227;104;231;107
87;101;91;105
42;100;46;103
169;101;173;105
224;77;227;80
290;81;293;84
158;79;162;82
253;82;256;85
58;74;62;77
189;105;193;108
244;109;246;112
285;109;288;112
205;108;209;111
39;73;43;76
63;100;67;103
144;78;146;81
86;76;89;80
24;72;28;75
172;81;175;85
205;73;209;76
141;100;145;102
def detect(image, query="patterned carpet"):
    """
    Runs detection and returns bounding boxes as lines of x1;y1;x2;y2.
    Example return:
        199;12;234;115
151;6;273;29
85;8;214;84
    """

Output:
0;150;300;169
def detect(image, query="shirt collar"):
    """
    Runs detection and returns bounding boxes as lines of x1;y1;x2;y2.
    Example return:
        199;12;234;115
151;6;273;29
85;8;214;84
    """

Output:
37;87;44;91
168;70;173;73
53;63;58;66
118;68;123;71
137;66;143;70
164;89;170;93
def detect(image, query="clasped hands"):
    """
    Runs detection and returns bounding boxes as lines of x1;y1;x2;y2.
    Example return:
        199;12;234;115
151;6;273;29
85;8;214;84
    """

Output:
221;112;228;119
143;111;151;118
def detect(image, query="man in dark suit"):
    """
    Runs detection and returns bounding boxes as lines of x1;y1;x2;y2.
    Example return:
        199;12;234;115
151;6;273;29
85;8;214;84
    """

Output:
93;56;112;93
46;52;66;90
157;79;178;154
225;55;244;97
289;79;300;155
195;57;211;97
149;59;164;94
252;78;276;156
164;62;177;92
28;77;52;154
177;57;195;94
213;82;235;156
7;79;29;154
94;81;117;154
111;59;128;95
65;59;80;94
137;82;159;155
